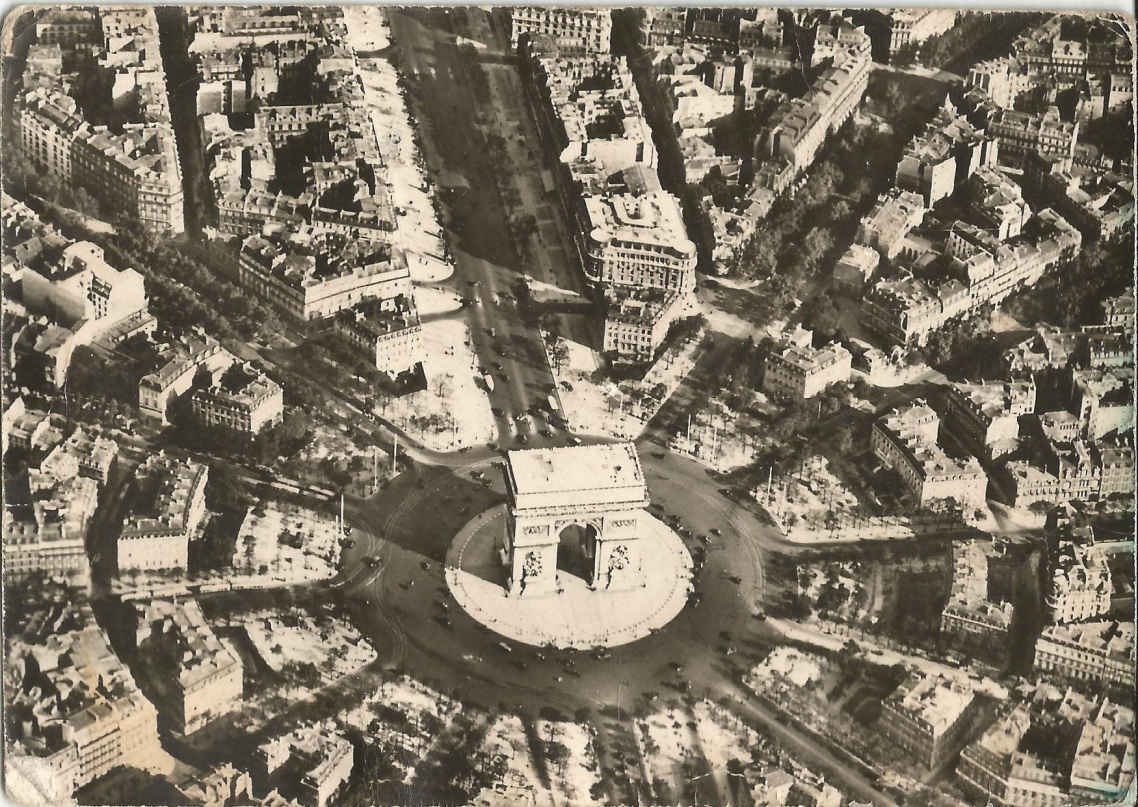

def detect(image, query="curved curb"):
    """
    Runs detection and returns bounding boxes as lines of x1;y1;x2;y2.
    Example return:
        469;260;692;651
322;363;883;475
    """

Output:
445;505;693;649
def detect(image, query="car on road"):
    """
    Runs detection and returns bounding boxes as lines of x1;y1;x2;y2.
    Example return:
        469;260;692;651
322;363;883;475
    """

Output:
541;428;553;438
421;560;431;571
342;539;355;548
518;433;528;444
513;413;526;422
364;556;381;568
498;642;513;654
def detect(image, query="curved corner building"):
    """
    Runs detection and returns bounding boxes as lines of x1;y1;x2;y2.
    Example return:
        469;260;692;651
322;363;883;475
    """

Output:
578;190;697;293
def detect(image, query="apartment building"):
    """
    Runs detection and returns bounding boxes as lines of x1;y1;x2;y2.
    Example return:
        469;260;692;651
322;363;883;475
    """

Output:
16;9;185;234
896;98;998;206
194;6;304;36
71;124;184;234
1084;330;1132;370
966;167;1031;241
1101;291;1135;330
755;45;870;181
762;330;852;402
1012;16;1133;77
862;208;1080;347
886;9;957;54
117;454;208;572
738;10;782;54
17;87;83;180
943;380;1036;459
1023;151;1135;243
135;599;244;735
21;240;147;330
1071;366;1134;440
60;427;118;484
987;106;1078;166
1044;540;1112;624
529;53;655;183
138;332;235;423
643;8;687;48
4;601;161;803
966;59;1016;109
510;8;612;55
879;672;981;768
191;363;284;436
333;295;425;379
578;191;697;292
1005;445;1121;509
255;723;354;807
217;189;312;238
4;422;107;579
238;232;412;322
940;540;1015;662
1034;620;1135;689
860;274;967;347
602;287;687;363
857;190;927;261
832;243;879;297
11;320;81;389
1096;444;1134;497
2;509;90;580
871;402;988;509
34;7;100;47
176;764;252;806
958;687;1133;807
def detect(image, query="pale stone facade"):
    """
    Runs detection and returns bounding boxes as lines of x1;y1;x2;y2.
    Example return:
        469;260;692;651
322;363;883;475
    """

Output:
503;443;650;597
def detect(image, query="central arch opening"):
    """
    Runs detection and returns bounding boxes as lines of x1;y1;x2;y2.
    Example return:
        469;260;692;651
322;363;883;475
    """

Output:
557;523;598;585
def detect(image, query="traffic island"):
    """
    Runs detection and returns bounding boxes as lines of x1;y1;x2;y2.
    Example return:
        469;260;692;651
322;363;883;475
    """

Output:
446;504;692;649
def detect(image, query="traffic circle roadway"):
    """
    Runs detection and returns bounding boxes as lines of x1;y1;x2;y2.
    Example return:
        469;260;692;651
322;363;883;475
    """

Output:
333;439;897;806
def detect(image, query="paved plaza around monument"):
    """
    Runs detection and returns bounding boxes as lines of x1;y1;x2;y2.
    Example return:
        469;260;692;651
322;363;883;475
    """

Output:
446;504;694;649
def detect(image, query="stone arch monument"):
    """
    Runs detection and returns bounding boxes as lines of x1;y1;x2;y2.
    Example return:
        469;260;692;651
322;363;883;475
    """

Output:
503;442;649;597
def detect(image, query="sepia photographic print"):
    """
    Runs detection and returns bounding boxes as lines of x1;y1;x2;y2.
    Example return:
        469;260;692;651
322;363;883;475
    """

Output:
0;4;1135;806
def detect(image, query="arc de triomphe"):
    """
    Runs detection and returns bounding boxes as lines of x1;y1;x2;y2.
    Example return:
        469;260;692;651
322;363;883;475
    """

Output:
502;442;650;597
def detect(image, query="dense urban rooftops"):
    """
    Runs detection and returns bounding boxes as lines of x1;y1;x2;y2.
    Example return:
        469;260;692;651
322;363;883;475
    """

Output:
885;672;977;734
334;294;419;337
120;453;208;540
135;599;242;692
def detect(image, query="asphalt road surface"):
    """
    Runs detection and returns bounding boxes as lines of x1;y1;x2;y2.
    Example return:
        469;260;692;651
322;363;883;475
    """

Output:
388;8;589;453
328;433;896;805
